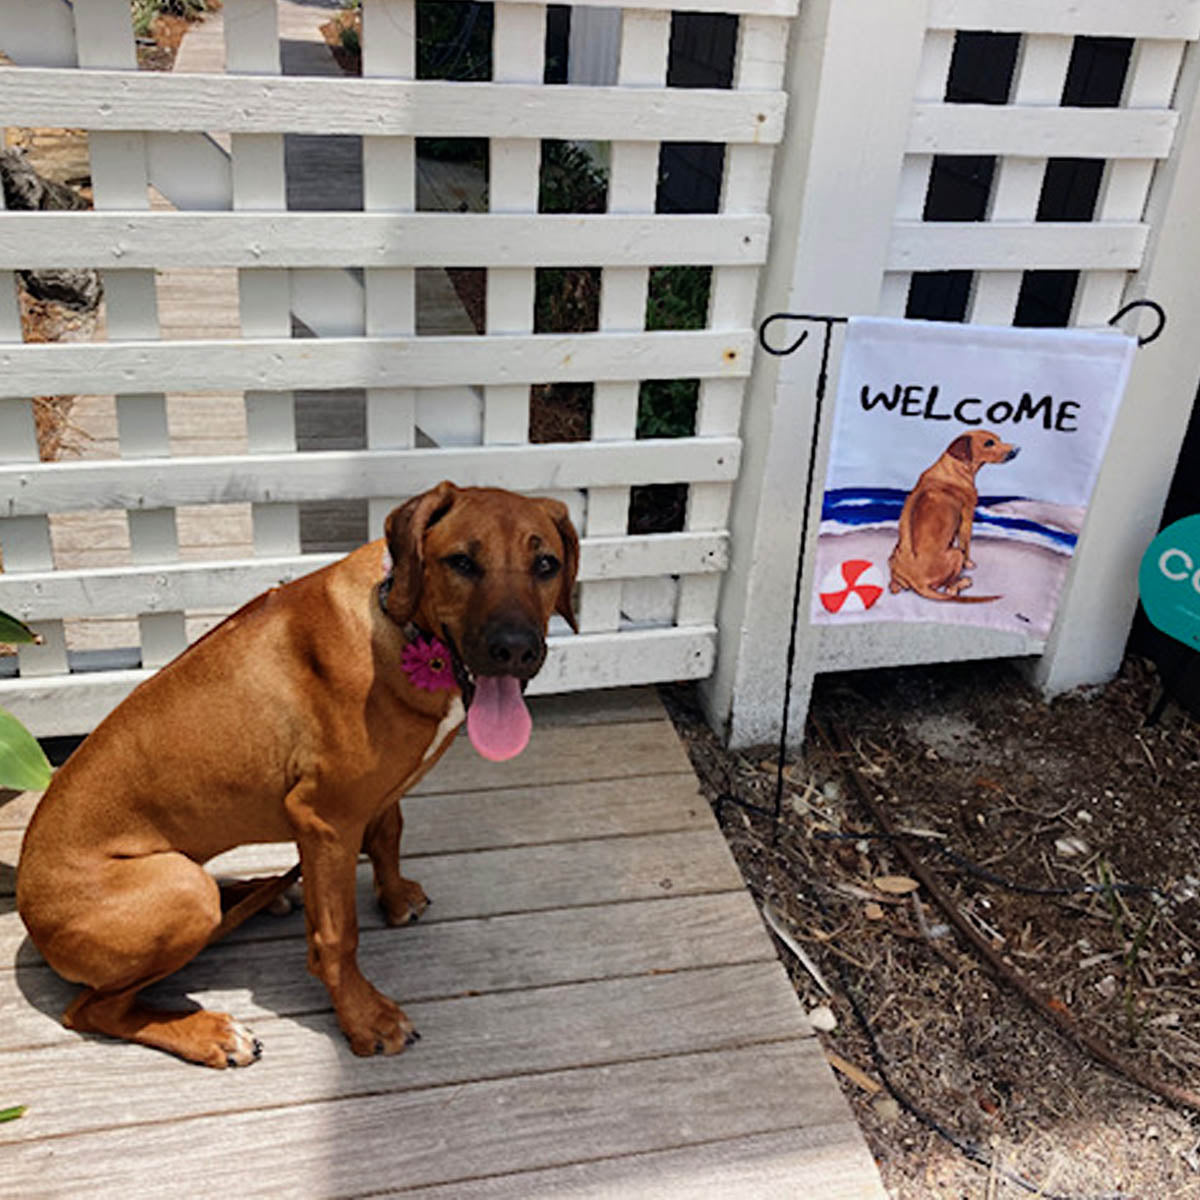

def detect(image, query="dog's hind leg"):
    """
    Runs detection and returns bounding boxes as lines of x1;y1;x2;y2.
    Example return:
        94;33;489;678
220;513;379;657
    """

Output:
362;801;429;927
36;851;261;1068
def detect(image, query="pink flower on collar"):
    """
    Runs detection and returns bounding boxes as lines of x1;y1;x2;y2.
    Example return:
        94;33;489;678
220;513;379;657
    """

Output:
402;636;456;692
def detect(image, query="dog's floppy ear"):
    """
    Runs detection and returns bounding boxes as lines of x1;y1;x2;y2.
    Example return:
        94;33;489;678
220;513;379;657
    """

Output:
947;434;973;464
382;480;458;623
537;497;580;634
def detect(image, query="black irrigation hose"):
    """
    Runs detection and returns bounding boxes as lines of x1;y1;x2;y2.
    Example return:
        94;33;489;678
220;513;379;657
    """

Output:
812;830;1168;900
721;812;1138;1200
811;906;1133;1200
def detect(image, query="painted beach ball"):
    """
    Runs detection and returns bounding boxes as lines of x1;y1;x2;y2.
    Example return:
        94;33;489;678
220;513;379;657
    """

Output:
819;559;884;613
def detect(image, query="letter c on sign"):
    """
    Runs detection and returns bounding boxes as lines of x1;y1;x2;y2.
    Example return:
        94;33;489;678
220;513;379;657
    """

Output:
1160;548;1193;580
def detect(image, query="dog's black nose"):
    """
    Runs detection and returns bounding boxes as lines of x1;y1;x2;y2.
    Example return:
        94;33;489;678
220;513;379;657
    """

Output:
1005;447;1020;461
486;624;542;674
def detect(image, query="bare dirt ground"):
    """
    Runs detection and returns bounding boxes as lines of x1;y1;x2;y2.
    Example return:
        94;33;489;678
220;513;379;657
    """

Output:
662;655;1200;1199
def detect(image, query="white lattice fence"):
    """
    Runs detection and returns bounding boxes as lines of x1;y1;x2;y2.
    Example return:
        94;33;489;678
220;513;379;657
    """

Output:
0;0;794;736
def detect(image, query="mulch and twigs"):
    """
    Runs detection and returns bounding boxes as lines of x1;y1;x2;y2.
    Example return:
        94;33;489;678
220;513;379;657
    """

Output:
818;718;1200;1118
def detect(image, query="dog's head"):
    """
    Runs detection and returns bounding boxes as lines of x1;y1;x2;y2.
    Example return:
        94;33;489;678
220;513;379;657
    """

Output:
382;481;579;760
946;429;1019;471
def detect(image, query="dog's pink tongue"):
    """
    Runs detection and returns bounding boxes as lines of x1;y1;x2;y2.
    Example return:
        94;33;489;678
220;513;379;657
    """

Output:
467;675;532;762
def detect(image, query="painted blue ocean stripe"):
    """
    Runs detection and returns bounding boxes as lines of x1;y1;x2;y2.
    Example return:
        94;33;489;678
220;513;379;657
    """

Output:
821;486;1077;549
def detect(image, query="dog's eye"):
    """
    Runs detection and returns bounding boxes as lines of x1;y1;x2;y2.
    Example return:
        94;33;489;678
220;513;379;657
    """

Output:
532;554;561;580
983;438;995;447
444;553;481;579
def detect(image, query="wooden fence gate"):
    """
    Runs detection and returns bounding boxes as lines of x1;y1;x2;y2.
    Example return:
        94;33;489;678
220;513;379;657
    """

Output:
0;0;794;736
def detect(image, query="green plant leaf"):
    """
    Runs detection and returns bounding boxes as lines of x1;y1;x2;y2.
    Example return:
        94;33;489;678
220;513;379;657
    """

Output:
0;707;52;792
0;608;41;646
0;1105;26;1123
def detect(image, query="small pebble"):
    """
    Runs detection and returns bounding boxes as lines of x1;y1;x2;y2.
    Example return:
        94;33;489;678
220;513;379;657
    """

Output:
1055;835;1089;857
872;1094;901;1123
807;1004;837;1032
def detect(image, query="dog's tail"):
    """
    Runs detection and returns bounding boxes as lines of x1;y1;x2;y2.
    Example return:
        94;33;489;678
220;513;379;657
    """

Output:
208;864;302;946
910;583;1002;604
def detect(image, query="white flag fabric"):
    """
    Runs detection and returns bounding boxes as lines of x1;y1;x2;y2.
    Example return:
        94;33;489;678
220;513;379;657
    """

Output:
810;316;1135;637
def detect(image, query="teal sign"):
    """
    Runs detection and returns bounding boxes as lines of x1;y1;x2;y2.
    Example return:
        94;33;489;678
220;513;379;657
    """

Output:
1139;515;1200;648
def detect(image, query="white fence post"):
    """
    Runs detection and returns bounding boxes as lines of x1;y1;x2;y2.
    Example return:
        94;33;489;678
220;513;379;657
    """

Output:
702;0;929;747
1034;41;1200;695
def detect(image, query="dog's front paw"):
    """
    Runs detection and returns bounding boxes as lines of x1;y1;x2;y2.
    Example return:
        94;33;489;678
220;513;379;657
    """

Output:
190;1012;264;1069
340;987;419;1056
377;877;430;927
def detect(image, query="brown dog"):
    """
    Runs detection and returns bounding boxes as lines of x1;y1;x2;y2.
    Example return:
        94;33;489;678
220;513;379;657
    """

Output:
17;482;578;1067
887;429;1018;602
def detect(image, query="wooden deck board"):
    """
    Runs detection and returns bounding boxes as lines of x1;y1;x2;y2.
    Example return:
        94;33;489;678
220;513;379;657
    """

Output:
0;689;886;1197
2;828;741;964
5;1042;860;1198
2;962;806;1142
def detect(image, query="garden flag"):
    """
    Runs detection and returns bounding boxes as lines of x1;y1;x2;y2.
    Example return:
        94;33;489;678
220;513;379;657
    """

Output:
811;316;1136;638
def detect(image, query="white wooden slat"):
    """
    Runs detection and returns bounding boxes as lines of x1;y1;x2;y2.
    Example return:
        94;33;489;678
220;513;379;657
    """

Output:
582;8;672;635
0;533;728;621
144;131;234;210
0;438;740;516
968;35;1074;325
485;4;546;447
0;212;770;270
0;626;718;735
464;0;799;14
927;0;1200;40
0;329;753;398
223;0;281;73
1067;274;1127;332
78;4;188;670
70;0;136;70
0;0;78;67
0;70;787;144
363;0;417;533
225;0;298;559
888;220;1149;271
0;400;37;464
1072;164;1151;324
680;14;785;629
1074;39;1189;326
1126;38;1189;108
882;28;955;317
907;103;1178;160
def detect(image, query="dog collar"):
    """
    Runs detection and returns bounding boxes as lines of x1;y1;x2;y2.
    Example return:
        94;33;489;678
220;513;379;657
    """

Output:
377;569;472;699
